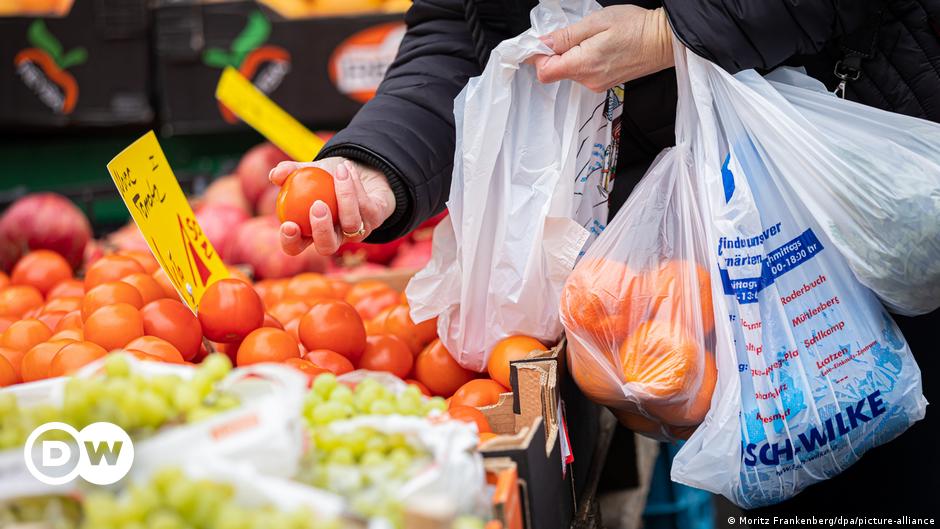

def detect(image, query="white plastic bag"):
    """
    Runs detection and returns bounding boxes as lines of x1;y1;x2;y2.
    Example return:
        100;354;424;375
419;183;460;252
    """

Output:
670;43;928;508
736;68;940;316
560;148;716;442
407;0;623;370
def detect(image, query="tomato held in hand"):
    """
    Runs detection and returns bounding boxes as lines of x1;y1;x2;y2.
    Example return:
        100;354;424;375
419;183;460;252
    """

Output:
198;279;265;343
236;328;301;366
276;167;339;237
358;334;413;379
140;299;203;361
298;300;366;363
304;349;354;376
413;339;475;397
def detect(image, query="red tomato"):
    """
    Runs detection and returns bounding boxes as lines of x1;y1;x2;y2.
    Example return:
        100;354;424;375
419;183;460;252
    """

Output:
351;289;401;321
54;311;83;333
358;334;413;378
0;354;17;386
404;379;432;397
448;405;492;433
374;304;438;355
284;358;329;385
42;296;81;314
36;311;68;332
125;336;184;364
83;303;144;351
48;341;108;377
2;319;52;352
304;349;354;376
0;286;44;318
276;167;338;237
413;339;475;397
486;335;548;388
449;379;508;408
198;279;265;343
84;255;145;289
263;313;284;329
121;273;165;305
82;281;143;320
0;317;14;334
47;279;84;299
298;300;366;363
11;250;73;296
346;280;394;306
236;328;301;366
22;339;77;382
285;273;334;301
117;250;160;274
140;299;203;362
268;299;311;325
152;268;179;299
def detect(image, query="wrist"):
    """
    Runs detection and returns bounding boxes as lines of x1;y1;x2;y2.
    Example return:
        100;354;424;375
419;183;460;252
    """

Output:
650;7;675;72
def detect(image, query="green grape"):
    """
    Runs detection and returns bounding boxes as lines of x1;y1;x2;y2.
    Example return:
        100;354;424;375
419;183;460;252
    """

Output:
312;373;338;397
0;354;239;450
453;516;487;529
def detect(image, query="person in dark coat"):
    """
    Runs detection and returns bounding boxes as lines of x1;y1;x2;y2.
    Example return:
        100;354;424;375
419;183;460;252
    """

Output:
270;0;940;518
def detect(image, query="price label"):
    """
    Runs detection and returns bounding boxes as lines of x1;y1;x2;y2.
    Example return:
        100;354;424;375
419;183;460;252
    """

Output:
215;66;324;162
107;131;229;311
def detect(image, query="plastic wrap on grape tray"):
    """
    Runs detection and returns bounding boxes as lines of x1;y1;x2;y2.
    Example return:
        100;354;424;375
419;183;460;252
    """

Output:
0;354;309;501
669;41;927;508
406;0;624;371
560;147;716;442
733;67;940;316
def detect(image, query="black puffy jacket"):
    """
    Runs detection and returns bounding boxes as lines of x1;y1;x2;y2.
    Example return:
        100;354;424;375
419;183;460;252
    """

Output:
319;0;940;243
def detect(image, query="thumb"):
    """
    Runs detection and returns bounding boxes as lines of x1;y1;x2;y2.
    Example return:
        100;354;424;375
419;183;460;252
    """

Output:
535;47;586;84
540;12;606;54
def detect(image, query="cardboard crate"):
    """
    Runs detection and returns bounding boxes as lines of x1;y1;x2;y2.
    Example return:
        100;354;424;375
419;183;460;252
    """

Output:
0;0;153;130
478;341;578;529
152;0;405;135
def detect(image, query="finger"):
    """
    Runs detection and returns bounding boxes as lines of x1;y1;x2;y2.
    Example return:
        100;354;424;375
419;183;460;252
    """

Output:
540;13;606;55
535;46;589;84
279;222;310;256
309;200;341;255
269;161;302;185
333;162;364;238
346;161;378;234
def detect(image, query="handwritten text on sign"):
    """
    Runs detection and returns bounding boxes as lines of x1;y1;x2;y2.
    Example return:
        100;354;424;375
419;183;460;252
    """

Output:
107;131;229;311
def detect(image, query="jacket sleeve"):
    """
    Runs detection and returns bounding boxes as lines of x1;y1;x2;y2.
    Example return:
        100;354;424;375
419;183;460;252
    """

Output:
316;0;481;242
662;0;875;73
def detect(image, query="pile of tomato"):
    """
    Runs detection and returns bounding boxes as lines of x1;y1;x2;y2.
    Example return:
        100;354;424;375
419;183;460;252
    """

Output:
0;247;549;436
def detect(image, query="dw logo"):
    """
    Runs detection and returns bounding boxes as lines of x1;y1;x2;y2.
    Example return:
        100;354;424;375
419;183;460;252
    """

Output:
23;422;134;486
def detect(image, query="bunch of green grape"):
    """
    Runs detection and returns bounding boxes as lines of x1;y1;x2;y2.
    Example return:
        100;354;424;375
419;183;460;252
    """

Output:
297;425;432;526
81;467;337;529
0;496;82;529
302;374;446;429
0;354;239;450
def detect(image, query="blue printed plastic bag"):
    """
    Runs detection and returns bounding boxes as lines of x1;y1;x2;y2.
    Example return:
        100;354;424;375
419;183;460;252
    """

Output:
670;43;928;508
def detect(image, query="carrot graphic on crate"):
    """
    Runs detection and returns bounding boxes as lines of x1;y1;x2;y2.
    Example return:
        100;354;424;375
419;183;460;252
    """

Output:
202;11;291;124
14;20;87;114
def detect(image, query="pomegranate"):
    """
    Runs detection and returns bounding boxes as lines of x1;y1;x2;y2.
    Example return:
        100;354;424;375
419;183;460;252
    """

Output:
204;175;251;215
0;193;92;270
237;143;290;207
337;237;406;265
229;216;309;279
195;203;250;261
390;239;433;269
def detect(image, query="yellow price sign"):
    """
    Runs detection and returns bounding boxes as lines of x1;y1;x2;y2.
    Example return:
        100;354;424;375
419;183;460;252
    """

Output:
107;131;229;311
215;66;325;162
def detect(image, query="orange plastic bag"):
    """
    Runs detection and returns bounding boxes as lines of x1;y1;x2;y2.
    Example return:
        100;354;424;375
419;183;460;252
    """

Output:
560;149;716;440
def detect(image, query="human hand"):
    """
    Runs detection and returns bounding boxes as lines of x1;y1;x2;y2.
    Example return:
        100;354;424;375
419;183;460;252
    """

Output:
268;157;395;256
532;6;674;92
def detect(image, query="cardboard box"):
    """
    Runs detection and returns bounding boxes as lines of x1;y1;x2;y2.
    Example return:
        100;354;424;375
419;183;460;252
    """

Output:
478;341;578;529
0;0;153;130
485;458;525;529
152;0;405;135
